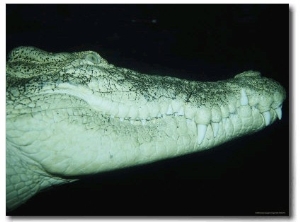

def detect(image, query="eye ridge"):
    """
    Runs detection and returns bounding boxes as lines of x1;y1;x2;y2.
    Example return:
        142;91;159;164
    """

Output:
85;53;100;64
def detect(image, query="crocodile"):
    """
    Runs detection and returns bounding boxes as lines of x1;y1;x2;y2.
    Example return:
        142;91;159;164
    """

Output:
6;46;286;211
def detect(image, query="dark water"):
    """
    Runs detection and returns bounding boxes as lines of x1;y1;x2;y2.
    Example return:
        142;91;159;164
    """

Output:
6;4;289;216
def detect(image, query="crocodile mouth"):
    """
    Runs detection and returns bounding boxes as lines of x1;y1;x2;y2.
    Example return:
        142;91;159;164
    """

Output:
5;46;287;212
36;74;285;148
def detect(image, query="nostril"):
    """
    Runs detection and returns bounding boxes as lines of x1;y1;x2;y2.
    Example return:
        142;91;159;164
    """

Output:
234;70;261;78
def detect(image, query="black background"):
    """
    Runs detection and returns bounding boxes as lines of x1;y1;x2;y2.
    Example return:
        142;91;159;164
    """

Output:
6;4;290;216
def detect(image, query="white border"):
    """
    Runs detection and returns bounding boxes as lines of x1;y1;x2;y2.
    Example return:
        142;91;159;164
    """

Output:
1;1;297;222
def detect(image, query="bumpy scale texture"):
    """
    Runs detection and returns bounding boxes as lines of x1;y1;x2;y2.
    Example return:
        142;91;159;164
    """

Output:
6;46;286;211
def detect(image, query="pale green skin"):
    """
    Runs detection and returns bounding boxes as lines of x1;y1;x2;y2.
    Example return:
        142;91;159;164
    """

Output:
6;46;286;211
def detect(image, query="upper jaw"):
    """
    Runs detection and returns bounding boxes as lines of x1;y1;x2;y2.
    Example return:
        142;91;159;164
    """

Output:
37;70;285;144
39;68;286;121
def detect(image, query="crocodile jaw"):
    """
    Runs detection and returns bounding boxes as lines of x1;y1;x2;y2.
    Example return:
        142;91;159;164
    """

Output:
6;47;286;211
6;72;285;177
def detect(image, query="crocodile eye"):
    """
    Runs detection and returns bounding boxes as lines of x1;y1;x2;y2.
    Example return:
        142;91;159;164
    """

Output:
85;53;100;64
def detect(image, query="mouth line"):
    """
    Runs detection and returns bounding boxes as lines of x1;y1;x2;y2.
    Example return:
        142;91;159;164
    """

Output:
35;82;283;147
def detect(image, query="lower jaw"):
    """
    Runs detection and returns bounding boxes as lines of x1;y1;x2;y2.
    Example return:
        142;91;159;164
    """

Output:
62;105;276;174
6;99;279;178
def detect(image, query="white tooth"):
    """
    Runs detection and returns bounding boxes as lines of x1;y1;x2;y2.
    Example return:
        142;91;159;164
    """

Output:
111;115;115;119
130;120;134;124
166;104;173;115
275;106;282;120
221;117;226;126
212;122;219;138
178;107;184;116
197;124;207;144
263;111;271;126
171;101;182;113
240;88;248;105
128;106;138;119
120;117;124;122
141;119;146;125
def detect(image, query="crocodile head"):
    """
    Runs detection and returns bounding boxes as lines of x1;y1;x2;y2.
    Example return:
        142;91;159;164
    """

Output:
6;46;286;211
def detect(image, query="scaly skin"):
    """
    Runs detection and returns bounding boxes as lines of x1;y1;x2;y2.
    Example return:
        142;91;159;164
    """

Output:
6;46;286;211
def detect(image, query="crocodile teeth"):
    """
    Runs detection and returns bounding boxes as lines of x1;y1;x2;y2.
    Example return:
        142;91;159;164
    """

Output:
212;122;219;138
263;111;271;126
275;106;282;120
197;124;207;144
240;88;248;105
178;107;184;116
166;104;173;115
